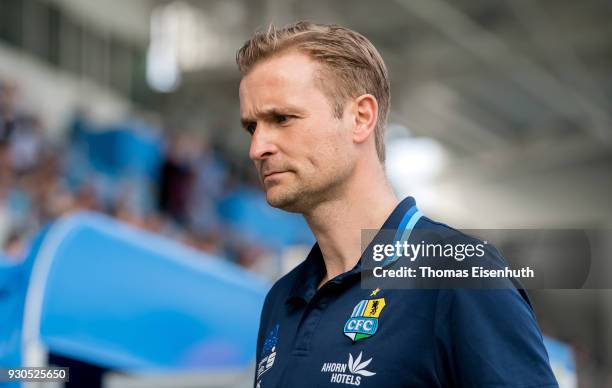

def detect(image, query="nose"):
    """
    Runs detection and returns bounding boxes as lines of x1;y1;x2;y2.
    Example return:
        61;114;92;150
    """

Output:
249;125;278;161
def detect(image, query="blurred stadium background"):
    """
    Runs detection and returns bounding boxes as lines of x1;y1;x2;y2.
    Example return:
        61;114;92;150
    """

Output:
0;0;611;387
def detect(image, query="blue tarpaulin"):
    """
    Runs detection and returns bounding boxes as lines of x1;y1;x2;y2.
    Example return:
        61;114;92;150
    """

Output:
1;212;268;378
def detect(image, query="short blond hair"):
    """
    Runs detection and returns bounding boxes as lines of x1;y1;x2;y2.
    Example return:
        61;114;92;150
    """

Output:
236;21;390;163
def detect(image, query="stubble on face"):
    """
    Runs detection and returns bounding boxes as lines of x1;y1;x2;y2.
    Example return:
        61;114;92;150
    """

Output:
263;129;354;214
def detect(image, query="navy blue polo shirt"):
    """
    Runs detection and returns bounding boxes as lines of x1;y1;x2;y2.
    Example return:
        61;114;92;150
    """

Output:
254;197;558;387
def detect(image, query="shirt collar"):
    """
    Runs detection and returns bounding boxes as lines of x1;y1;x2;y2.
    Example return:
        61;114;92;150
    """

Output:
286;196;419;305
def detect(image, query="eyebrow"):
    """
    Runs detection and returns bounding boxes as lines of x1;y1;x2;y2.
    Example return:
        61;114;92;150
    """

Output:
240;106;305;129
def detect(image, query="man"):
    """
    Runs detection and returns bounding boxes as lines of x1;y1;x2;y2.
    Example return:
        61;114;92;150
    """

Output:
237;21;558;387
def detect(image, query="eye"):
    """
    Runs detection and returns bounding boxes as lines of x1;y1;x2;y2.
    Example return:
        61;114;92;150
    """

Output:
245;122;257;135
274;114;290;124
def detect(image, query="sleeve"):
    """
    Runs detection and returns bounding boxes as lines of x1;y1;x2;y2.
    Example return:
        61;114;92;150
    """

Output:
434;287;559;387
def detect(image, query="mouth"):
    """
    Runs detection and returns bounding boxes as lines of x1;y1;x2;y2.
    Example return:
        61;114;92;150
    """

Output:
263;170;289;181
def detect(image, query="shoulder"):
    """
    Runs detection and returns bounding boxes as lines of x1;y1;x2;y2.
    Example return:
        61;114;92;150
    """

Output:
416;216;494;248
261;256;309;311
416;216;512;270
415;216;533;306
256;258;308;351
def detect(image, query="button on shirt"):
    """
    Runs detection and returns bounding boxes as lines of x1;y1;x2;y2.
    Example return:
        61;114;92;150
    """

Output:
254;197;558;387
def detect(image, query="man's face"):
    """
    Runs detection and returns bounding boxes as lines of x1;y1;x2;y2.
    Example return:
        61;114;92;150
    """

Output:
239;51;355;213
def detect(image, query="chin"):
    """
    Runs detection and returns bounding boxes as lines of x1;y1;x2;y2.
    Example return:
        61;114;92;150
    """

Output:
265;186;305;213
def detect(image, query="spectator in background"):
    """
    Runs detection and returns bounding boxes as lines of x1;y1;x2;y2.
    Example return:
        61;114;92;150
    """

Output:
188;137;227;234
8;115;45;175
0;79;280;271
0;81;21;146
157;133;197;225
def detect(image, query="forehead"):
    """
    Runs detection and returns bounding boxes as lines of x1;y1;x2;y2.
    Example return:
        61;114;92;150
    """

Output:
239;51;325;113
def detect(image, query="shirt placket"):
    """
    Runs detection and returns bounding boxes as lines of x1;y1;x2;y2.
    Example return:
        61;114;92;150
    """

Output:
291;281;341;355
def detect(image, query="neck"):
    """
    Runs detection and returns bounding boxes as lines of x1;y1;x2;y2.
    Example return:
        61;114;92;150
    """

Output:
303;163;398;287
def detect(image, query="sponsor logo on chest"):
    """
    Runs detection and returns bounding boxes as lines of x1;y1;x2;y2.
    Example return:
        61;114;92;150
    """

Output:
320;351;376;386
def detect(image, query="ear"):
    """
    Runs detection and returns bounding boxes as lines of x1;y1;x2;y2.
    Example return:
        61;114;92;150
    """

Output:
351;94;378;145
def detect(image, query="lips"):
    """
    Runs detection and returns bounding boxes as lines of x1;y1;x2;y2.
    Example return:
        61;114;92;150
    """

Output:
263;171;287;180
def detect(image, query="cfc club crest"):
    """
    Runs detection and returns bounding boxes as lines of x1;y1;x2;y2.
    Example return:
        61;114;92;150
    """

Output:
344;298;386;342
